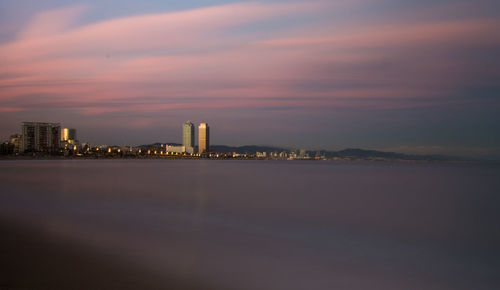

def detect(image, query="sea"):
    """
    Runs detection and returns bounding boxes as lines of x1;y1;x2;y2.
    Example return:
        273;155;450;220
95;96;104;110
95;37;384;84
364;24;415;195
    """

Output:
1;159;499;289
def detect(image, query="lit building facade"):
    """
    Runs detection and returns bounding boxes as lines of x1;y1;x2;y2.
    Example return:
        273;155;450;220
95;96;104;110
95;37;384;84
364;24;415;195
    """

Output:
166;145;194;154
198;123;209;154
183;121;194;149
166;145;185;153
22;122;60;153
61;128;77;142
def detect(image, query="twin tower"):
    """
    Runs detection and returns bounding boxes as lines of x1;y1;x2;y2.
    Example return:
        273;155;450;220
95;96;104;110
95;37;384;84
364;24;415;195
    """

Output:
183;121;209;154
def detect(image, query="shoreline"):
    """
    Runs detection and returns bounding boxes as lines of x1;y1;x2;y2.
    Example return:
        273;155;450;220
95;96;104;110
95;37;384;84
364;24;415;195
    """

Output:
0;155;497;164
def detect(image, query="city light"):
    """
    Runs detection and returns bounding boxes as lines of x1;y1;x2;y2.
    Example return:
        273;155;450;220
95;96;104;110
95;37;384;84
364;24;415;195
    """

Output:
4;121;324;160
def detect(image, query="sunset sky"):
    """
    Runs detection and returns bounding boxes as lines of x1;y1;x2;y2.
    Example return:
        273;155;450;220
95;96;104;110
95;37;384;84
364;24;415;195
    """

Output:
1;0;499;158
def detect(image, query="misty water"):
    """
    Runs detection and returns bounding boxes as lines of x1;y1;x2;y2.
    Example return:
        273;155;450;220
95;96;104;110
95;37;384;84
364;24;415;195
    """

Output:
1;160;500;289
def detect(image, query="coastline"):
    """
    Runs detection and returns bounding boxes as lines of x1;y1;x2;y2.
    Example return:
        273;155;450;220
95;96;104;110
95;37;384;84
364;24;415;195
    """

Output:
0;155;497;164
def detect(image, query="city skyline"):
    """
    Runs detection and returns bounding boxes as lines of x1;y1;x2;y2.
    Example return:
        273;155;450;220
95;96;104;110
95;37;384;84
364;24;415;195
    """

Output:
10;120;212;152
0;0;499;159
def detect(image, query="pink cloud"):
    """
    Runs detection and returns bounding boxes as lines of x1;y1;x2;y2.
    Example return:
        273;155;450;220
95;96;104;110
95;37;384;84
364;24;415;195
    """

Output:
0;0;498;117
19;5;88;40
257;19;500;49
1;2;327;62
0;107;25;112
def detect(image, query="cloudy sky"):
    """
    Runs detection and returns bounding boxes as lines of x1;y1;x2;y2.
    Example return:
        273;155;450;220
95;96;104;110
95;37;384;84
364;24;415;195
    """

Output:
0;0;499;158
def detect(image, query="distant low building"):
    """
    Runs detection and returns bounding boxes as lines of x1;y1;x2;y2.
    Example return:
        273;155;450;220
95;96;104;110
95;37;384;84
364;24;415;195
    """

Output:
0;140;14;155
256;152;267;158
166;145;186;153
10;134;22;153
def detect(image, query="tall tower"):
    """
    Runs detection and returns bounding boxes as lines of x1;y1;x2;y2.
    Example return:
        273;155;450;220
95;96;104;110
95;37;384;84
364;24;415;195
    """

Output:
198;123;209;154
183;121;195;149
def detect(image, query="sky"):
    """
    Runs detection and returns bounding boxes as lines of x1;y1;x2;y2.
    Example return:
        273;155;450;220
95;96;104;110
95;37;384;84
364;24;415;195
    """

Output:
0;0;499;158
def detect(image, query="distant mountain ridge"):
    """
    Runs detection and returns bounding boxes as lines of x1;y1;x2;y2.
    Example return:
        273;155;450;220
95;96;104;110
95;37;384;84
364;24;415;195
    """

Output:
211;145;453;160
211;145;285;154
139;143;456;160
136;143;455;161
332;148;451;161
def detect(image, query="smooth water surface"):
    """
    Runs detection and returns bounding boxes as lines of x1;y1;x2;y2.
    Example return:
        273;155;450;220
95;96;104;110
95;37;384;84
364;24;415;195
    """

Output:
1;160;500;289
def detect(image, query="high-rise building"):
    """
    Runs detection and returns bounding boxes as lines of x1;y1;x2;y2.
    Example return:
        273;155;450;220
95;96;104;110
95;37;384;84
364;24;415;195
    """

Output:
22;122;60;153
198;123;209;154
61;128;77;142
183;121;194;149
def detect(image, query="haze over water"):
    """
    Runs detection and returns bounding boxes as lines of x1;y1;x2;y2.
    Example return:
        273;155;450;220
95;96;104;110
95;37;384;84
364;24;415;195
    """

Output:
1;160;499;289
